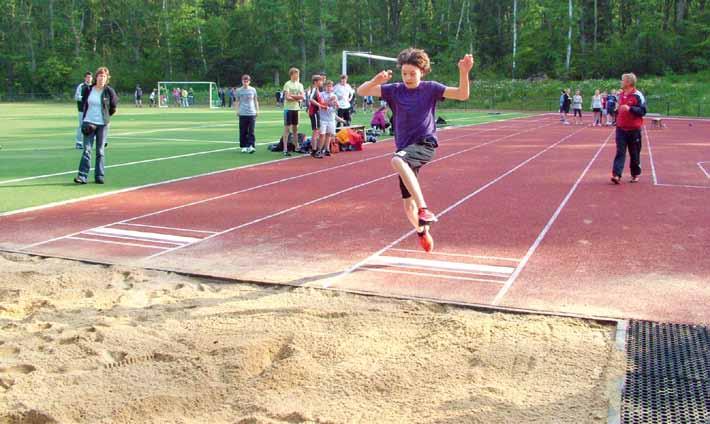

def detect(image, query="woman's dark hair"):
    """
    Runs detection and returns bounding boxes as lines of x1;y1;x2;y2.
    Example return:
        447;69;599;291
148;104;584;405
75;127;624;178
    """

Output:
397;48;432;75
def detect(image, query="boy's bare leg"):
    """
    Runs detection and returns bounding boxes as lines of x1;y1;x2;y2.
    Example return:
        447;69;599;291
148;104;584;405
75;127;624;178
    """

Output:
282;126;291;153
403;198;424;232
391;157;427;209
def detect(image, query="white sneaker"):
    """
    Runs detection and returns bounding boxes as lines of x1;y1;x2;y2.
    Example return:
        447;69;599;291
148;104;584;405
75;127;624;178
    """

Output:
563;121;571;125
240;148;247;153
248;147;255;154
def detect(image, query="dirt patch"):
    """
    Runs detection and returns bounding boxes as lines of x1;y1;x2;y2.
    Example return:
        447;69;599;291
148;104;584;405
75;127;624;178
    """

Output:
0;252;623;423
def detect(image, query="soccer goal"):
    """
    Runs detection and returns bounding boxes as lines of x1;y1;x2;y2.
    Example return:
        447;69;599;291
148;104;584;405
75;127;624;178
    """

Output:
341;51;397;76
157;81;220;109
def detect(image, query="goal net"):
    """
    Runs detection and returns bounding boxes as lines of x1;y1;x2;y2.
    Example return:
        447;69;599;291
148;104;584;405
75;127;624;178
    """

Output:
157;81;220;109
341;51;397;76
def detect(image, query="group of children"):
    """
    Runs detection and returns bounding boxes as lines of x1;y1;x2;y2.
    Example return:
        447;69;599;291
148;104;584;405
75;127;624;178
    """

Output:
560;88;622;126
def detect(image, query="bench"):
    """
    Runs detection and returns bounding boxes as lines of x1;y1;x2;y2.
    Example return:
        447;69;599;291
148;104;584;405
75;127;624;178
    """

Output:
647;113;666;129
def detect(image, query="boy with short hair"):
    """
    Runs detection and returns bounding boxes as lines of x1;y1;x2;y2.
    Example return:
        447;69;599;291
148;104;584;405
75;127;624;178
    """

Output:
334;74;355;127
236;74;259;154
318;80;342;157
358;48;474;252
281;67;305;156
306;75;324;158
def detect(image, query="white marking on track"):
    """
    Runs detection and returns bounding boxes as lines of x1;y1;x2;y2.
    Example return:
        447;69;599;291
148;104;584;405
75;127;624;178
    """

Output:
491;131;614;305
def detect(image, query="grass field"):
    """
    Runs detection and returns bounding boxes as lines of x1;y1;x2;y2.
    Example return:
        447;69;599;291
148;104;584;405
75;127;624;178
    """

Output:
0;103;527;214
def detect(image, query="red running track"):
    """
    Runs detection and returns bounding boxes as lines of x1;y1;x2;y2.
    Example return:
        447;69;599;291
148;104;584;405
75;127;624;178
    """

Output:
1;114;708;324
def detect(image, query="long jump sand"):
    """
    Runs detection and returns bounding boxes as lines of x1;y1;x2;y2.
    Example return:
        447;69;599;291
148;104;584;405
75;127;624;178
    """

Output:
0;252;623;424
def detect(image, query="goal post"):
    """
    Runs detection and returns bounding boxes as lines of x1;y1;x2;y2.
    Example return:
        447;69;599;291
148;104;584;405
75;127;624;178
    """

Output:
341;51;397;76
157;81;220;109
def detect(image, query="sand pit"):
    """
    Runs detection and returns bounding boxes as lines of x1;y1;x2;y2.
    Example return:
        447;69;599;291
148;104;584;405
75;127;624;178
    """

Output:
0;252;623;423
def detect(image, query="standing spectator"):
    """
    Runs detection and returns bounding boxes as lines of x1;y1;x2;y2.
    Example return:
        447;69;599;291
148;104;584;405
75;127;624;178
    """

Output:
318;80;342;157
74;66;118;185
591;89;603;126
334;74;355;127
188;87;195;106
364;94;374;112
134;85;143;107
218;87;225;107
561;88;572;125
236;74;259;154
606;90;618;126
228;87;236;108
601;90;608;125
181;88;189;107
572;90;583;125
73;71;93;149
281;67;305;156
559;90;565;121
149;88;157;107
306;75;324;158
611;73;647;184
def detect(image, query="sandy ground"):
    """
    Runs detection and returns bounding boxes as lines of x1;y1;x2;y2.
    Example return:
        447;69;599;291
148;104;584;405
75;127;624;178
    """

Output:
0;252;623;424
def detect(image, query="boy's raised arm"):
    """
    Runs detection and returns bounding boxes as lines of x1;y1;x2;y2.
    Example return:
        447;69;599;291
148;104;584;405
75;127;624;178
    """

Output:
357;70;393;98
444;54;474;101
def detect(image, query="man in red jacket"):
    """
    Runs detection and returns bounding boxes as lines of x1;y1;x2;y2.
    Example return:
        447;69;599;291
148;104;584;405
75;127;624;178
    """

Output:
611;73;647;184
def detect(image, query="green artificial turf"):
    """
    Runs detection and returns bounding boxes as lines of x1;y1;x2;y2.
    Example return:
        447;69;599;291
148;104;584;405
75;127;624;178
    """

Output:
0;103;528;213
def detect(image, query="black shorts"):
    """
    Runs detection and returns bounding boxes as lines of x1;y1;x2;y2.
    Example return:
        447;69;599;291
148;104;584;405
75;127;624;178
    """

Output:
593;108;601;113
309;113;320;131
285;110;299;126
394;137;437;199
562;105;570;113
573;109;582;117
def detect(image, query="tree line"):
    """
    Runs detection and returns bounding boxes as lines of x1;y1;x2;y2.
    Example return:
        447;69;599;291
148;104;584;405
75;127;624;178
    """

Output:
1;0;708;98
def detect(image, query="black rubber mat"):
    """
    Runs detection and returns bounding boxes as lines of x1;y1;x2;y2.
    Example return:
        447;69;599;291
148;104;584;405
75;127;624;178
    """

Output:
622;320;710;423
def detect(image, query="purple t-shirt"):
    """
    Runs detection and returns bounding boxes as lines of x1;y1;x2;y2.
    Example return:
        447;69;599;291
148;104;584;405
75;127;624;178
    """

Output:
381;81;446;150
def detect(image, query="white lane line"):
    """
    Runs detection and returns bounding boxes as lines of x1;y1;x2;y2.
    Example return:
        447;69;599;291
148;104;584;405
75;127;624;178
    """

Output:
1;112;543;217
88;227;201;244
698;162;710;179
0;146;240;185
359;267;506;283
387;248;521;262
368;255;515;275
491;131;614;305
119;223;218;234
20;118;546;252
323;124;588;289
142;121;558;260
644;125;659;185
66;236;169;250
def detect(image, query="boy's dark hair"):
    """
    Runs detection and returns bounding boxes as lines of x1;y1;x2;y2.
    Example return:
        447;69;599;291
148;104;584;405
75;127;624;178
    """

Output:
312;74;323;83
397;48;431;75
85;71;92;76
242;74;251;80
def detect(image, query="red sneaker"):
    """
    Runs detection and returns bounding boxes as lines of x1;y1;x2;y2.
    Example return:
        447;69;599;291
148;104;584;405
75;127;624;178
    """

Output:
418;208;438;224
418;230;434;253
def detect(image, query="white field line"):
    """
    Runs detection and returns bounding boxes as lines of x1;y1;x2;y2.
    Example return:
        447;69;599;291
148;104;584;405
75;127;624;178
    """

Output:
491;131;614;305
2;113;545;219
697;162;710;179
0;146;239;185
141;121;557;260
322;124;590;289
66;236;169;250
654;183;710;189
359;267;507;283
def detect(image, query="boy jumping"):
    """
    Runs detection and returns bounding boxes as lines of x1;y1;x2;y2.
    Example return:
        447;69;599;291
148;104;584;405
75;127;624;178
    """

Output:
358;48;474;252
